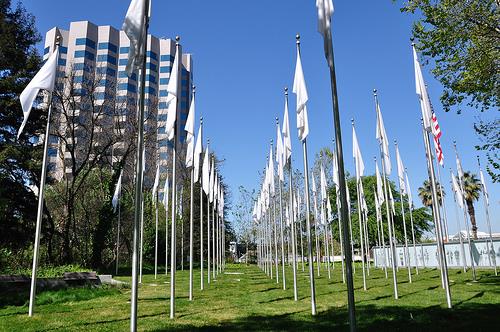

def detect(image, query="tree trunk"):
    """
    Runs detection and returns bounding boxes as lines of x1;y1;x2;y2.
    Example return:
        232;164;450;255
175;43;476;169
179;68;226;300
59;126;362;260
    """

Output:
466;200;478;240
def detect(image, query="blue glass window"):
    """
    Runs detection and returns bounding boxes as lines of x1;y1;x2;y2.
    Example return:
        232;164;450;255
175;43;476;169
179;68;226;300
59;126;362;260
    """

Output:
73;75;84;83
160;54;174;62
159;78;169;85
159;66;171;74
118;71;136;80
146;62;157;71
158;114;167;121
118;58;128;66
48;147;57;157
75;37;96;49
159;152;168;160
118;83;136;93
97;54;117;65
158;127;166;134
120;46;130;54
60;46;68;54
96;66;116;77
74;50;95;61
146;74;156;84
159;102;168;109
72;88;87;96
145;86;156;94
98;42;118;53
44;46;50;55
159;90;168;97
48;135;59;144
146;51;157;60
58;58;67;66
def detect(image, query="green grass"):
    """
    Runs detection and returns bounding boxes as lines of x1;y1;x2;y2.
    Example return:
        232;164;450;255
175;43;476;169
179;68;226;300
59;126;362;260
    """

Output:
0;263;499;331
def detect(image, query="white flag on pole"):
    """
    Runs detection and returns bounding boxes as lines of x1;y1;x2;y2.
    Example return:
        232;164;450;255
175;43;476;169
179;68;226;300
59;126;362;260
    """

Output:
209;158;215;203
352;126;365;181
293;47;309;141
480;169;489;206
456;154;464;181
268;146;275;196
376;102;391;175
276;123;284;182
413;44;433;131
165;50;179;141
112;170;123;212
451;172;464;209
316;0;334;68
152;163;160;204
184;96;195;167
405;172;414;209
193;126;202;182
18;47;59;138
163;175;169;207
320;164;327;202
282;97;292;162
202;147;210;194
122;0;147;76
396;145;407;195
388;185;396;215
327;195;333;222
332;150;340;191
375;162;385;205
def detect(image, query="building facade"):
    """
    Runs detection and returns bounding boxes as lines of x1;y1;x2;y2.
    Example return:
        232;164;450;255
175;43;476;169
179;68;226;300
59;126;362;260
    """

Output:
43;21;193;195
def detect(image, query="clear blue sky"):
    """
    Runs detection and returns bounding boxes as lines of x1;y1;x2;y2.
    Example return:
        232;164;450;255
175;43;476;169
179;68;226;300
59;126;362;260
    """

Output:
24;0;498;234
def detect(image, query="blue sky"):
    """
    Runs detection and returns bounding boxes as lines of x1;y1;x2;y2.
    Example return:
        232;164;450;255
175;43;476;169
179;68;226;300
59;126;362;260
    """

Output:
24;0;498;234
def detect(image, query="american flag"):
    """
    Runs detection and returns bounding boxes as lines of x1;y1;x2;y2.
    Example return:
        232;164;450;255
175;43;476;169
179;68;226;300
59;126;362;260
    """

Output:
432;111;444;166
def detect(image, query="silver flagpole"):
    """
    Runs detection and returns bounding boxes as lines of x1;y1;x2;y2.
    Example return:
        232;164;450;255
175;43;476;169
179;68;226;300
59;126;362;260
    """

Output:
139;187;144;284
322;201;332;279
298;191;305;272
453;142;476;281
165;178;169;276
405;168;419;275
155;174;159;279
277;117;287;290
313;181;321;276
188;89;196;300
346;180;355;275
422;120;452;308
216;198;220;275
130;1;150;328
200;118;204;289
170;36;182;319
374;161;388;279
207;140;211;284
28;43;58;315
116;183;121;276
374;91;398;299
450;168;467;273
363;206;371;274
336;191;346;284
212;186;216;280
270;140;279;284
394;141;412;283
477;157;497;275
289;162;299;301
435;165;449;242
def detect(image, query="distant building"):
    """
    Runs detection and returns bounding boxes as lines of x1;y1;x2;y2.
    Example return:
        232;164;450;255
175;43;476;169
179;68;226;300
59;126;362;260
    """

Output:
42;20;193;195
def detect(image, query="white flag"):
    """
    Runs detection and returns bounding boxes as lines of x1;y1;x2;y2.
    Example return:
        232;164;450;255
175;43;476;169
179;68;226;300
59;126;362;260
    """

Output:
452;172;464;209
352;126;364;181
388;185;396;215
327;195;333;222
184;96;195;167
456;154;464;181
376;102;391;175
293;47;309;141
332;150;339;190
316;0;334;68
480;169;489;206
122;0;147;76
165;50;179;141
152;163;160;204
320;200;326;225
396;145;407;195
276;123;284;182
209;158;215;203
413;44;433;131
268;146;275;196
193;126;202;182
18;47;59;138
359;181;368;214
163;175;169;207
112;170;123;212
320;164;327;201
282;97;292;162
405;172;414;209
285;205;290;227
375;162;385;205
345;182;351;209
202;147;210;194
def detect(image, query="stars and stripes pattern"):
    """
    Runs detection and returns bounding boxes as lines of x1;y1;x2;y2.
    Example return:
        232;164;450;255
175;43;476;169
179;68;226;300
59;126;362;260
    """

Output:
431;111;444;166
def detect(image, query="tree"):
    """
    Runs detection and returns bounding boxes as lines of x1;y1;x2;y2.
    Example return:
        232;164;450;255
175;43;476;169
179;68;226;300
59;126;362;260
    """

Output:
398;0;500;181
461;171;482;239
0;0;46;268
417;179;445;207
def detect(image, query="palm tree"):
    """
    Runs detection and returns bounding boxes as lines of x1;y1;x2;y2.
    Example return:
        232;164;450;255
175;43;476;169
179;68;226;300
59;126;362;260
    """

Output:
461;171;482;239
418;180;444;208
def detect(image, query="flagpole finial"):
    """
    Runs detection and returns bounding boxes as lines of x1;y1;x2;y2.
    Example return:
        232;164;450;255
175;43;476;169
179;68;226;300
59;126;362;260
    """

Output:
276;117;279;125
284;87;288;95
394;139;397;145
296;34;300;43
192;85;196;93
55;35;62;46
373;88;377;96
200;116;203;124
477;155;481;167
351;118;354;126
175;36;180;45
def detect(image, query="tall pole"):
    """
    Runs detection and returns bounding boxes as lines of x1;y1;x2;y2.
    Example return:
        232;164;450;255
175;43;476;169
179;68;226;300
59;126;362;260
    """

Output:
395;141;412;283
435;165;449;242
139;187;144;284
200;118;204;290
116;186;121;276
170;36;182;319
165;178;169;276
405;168;419;275
277;117;287;290
289;162;298;301
207;140;211;284
155;178;159;279
188;88;196;300
212;184;216;280
450;168;467;273
423;122;452;308
374;161;388;278
374;91;398;299
130;2;150;328
28;83;56;317
477;157;497;275
270;140;279;284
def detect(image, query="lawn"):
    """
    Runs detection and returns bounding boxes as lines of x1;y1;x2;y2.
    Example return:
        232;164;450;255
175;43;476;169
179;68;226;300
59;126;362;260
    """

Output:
1;263;499;331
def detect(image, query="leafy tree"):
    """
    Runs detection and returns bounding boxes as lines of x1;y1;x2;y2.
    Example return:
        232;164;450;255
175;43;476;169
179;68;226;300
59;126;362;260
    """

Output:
461;171;482;239
0;0;46;267
398;0;500;181
417;179;445;207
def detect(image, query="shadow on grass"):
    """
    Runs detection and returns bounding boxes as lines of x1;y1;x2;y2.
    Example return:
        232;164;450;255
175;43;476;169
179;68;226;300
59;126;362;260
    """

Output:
149;302;500;332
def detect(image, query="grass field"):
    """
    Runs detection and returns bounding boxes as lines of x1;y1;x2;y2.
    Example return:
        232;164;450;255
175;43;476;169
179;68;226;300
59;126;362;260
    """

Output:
1;263;499;331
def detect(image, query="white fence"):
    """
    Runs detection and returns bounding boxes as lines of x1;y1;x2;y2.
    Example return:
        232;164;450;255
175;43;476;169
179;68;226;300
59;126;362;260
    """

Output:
372;238;500;268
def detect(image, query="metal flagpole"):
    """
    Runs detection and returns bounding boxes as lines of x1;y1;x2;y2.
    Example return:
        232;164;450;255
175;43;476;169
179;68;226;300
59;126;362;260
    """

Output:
450;169;467;273
165;177;169;276
200;118;204;289
374;161;388;279
116;183;121;276
170;36;182;319
346;181;355;275
28;61;57;317
289;163;299;301
374;91;398;299
394;141;412;283
139;187;144;284
422;121;452;308
207;140;211;284
313;178;321;276
477;157;497;275
270;142;279;284
323;201;332;279
298;192;305;272
277;117;287;290
405;168;419;275
130;1;150;327
336;183;346;284
212;186;216;280
155;174;159;279
188;90;196;300
435;165;449;242
453;142;476;281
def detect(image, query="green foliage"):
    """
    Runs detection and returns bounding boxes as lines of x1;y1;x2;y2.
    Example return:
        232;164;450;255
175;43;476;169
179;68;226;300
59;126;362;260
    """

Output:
474;119;499;182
